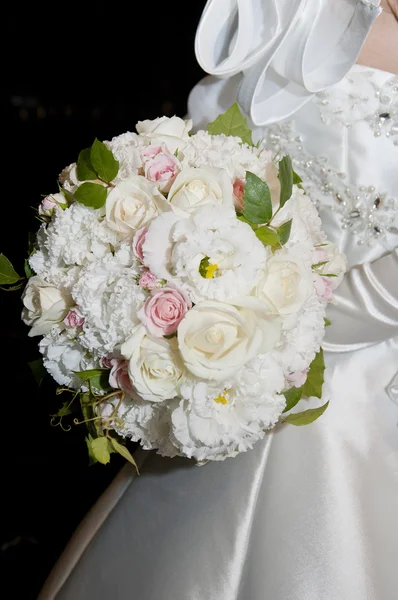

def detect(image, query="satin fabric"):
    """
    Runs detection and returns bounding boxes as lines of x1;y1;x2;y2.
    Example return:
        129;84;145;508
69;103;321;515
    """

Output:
40;338;398;600
194;0;381;125
38;9;398;600
324;250;398;351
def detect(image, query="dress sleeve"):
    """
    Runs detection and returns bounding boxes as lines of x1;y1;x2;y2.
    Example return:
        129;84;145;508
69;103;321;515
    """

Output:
323;249;398;352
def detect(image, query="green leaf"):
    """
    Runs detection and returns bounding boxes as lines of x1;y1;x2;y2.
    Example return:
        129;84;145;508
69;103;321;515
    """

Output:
278;155;293;207
207;103;253;146
27;232;36;256
90;138;119;183
255;226;280;247
61;188;75;205
24;258;34;278
198;256;210;278
91;436;111;465
282;400;329;426
302;349;325;399
242;171;272;224
277;219;292;245
321;273;338;278
324;317;331;327
0;254;21;285
312;261;328;269
282;386;303;413
74;369;109;381
76;147;98;181
28;359;46;386
74;182;107;209
293;170;302;184
85;435;99;466
236;214;257;230
74;368;110;392
110;438;139;474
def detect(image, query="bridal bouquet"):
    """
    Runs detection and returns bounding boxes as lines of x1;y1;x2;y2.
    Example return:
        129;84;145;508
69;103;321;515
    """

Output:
1;104;346;465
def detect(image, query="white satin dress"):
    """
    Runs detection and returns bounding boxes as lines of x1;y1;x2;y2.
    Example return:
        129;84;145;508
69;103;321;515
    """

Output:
39;2;398;599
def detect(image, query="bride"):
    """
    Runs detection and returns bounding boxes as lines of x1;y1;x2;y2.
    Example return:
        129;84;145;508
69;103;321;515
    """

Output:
39;2;398;599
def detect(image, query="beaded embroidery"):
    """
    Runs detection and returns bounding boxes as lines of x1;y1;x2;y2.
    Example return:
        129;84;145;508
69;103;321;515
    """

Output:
265;121;398;247
263;68;398;247
315;71;398;145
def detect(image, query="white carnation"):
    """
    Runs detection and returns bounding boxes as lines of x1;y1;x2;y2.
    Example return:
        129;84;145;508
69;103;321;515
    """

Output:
273;188;326;251
107;131;146;182
181;130;272;180
106;394;165;450
40;326;100;389
29;203;118;290
73;249;145;353
277;293;326;374
169;374;285;462
143;205;267;303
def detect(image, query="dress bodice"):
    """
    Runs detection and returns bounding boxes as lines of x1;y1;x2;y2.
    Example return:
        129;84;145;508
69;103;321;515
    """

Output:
262;65;398;268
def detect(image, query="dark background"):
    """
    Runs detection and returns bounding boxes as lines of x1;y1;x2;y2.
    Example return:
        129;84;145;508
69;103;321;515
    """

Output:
2;2;205;597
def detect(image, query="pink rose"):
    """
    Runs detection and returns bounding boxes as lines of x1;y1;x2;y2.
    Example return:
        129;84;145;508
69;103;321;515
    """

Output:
64;309;84;328
287;369;308;388
100;356;113;369
39;192;67;217
139;269;160;290
40;197;57;216
141;145;163;161
145;152;180;193
313;274;333;302
313;247;329;264
109;358;135;396
233;178;245;210
132;226;148;262
138;286;191;337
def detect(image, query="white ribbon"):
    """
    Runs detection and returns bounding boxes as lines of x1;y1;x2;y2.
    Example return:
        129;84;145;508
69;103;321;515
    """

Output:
195;0;280;77
195;0;382;125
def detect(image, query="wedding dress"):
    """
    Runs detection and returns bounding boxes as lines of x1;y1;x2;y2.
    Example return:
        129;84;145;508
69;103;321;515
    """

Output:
38;2;398;599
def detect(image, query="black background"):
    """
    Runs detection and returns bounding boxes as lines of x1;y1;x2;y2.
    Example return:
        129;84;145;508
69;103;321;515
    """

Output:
2;2;205;597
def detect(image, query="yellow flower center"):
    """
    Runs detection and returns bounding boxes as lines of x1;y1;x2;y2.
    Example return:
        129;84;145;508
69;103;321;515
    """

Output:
205;263;219;279
214;392;228;405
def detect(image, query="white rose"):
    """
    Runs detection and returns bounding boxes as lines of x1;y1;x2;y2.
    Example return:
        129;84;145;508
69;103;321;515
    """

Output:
121;325;185;402
167;167;234;216
39;327;99;388
265;162;282;211
105;176;164;238
22;276;71;337
255;251;313;320
177;297;281;381
136;116;192;153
